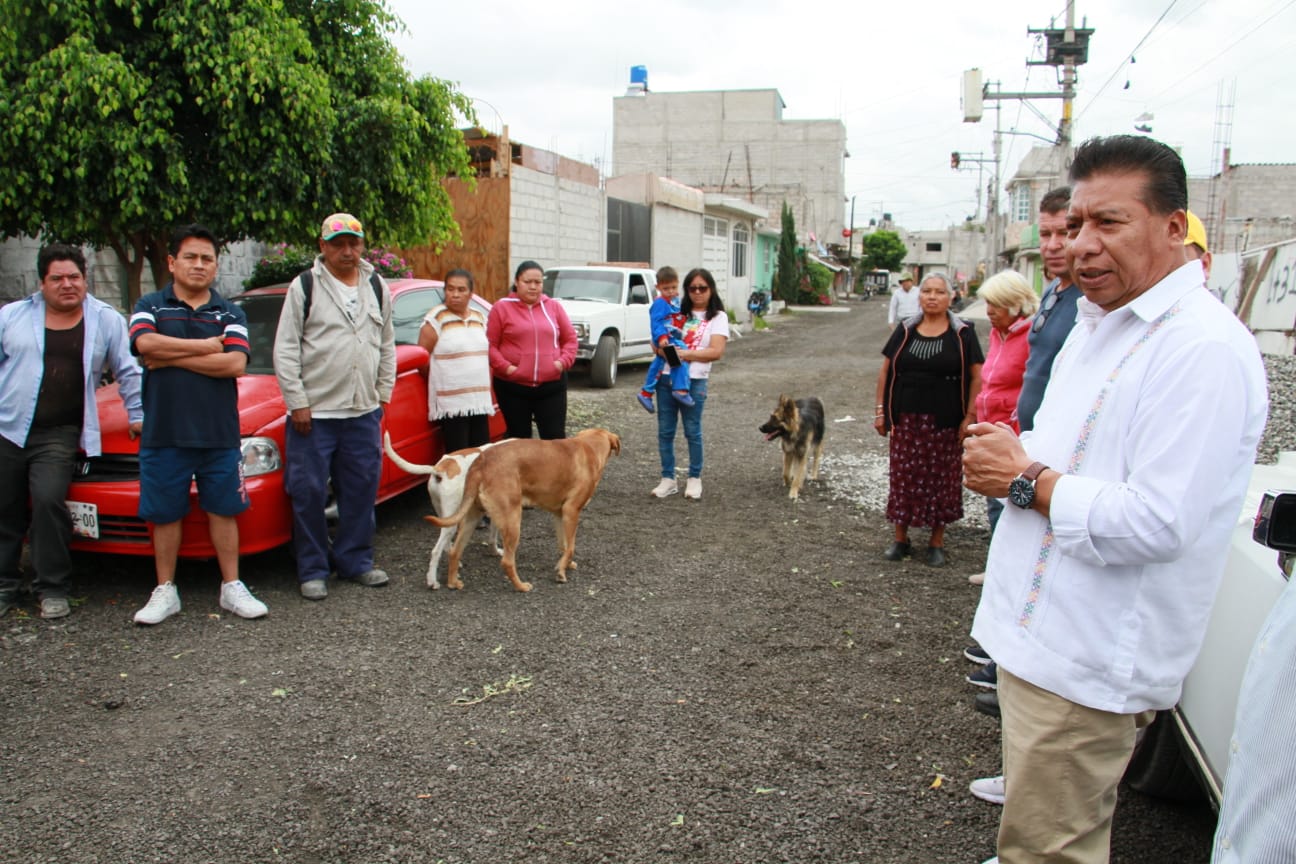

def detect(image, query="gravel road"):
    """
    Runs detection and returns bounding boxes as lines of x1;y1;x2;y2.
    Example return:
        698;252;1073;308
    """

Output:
4;296;1268;863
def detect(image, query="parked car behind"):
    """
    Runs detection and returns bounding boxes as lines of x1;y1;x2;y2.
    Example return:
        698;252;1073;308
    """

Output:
65;279;504;559
1124;452;1296;806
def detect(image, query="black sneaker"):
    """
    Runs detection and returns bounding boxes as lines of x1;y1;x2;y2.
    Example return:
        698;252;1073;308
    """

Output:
964;641;992;665
966;660;998;690
975;691;1001;720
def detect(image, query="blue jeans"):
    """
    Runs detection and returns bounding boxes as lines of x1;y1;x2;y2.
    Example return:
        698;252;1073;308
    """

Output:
655;378;708;479
986;495;1005;536
284;409;382;582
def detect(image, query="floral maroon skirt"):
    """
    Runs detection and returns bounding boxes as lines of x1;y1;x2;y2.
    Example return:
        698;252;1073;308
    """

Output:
886;412;964;528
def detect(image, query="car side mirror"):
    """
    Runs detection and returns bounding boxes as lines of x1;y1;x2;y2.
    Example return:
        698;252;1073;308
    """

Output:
1253;491;1296;578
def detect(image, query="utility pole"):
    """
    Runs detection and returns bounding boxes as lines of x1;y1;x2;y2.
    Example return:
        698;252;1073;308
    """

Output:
1058;0;1077;146
960;9;1093;270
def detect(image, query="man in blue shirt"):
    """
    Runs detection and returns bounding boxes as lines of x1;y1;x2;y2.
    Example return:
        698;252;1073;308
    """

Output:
0;245;142;619
129;224;267;624
1014;187;1080;432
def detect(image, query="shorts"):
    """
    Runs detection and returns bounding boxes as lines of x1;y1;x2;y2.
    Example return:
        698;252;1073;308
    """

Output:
138;447;249;524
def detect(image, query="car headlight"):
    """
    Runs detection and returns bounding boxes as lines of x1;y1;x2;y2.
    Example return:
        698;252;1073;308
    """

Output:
241;436;282;477
572;322;589;341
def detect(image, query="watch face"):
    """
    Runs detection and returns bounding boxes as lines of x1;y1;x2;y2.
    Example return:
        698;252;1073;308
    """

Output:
1008;476;1035;508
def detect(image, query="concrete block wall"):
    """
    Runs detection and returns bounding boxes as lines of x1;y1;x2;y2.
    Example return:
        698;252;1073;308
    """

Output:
0;235;268;310
613;89;846;244
652;206;703;272
509;164;604;270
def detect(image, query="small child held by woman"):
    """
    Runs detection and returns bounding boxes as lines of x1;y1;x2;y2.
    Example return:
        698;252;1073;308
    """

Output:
636;265;694;412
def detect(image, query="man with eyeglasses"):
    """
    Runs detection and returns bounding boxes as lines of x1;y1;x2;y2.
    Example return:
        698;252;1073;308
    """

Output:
0;245;142;619
1014;187;1080;433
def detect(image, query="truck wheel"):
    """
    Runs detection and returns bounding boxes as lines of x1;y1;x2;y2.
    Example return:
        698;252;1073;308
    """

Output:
1123;710;1204;802
590;333;618;388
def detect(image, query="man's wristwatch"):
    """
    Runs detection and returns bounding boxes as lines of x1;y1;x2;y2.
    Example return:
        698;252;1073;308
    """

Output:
1008;462;1048;509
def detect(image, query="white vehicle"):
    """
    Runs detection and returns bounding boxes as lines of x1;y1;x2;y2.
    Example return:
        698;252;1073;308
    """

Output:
544;266;655;388
1124;452;1296;806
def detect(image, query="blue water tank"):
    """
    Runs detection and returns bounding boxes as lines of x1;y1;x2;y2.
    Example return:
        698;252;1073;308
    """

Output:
630;65;648;86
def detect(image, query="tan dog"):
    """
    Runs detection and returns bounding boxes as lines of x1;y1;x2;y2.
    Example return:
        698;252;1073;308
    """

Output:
426;428;621;592
382;432;509;589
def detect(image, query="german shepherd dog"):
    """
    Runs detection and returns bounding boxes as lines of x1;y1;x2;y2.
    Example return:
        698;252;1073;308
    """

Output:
759;395;826;500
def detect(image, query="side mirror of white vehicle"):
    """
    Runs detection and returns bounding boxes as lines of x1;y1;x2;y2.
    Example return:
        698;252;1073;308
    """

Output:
1253;490;1296;578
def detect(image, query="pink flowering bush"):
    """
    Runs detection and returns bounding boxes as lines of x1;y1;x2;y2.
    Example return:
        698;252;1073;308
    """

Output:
364;247;413;279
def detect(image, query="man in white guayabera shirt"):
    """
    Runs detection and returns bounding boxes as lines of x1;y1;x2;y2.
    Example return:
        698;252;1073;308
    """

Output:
961;134;1268;864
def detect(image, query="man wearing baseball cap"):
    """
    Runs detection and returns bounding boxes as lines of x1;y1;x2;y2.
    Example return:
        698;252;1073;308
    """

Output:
887;271;920;326
1184;209;1212;280
274;213;395;601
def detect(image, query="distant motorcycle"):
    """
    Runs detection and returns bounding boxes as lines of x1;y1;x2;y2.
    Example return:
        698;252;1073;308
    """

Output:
747;290;770;318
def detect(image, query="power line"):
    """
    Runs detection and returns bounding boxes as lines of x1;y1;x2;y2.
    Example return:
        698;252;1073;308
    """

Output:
1076;0;1180;122
1142;0;1296;105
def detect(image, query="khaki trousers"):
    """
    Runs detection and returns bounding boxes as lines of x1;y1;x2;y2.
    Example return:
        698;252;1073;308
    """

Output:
997;668;1154;864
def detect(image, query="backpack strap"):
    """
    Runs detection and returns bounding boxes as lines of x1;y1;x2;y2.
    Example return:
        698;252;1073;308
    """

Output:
296;270;383;323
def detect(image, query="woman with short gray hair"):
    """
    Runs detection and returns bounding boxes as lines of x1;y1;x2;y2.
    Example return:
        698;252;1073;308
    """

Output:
875;273;984;567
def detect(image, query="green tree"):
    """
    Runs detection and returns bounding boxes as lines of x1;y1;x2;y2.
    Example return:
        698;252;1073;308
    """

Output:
859;230;908;274
774;201;800;303
0;0;474;303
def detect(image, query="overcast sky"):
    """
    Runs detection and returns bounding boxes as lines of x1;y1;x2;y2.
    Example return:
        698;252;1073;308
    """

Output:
389;0;1294;231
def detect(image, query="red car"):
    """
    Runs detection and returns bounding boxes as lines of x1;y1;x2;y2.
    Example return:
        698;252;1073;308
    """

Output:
66;279;504;558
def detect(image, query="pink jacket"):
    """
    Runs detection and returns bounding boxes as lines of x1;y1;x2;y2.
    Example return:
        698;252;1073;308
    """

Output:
486;295;578;386
975;316;1031;431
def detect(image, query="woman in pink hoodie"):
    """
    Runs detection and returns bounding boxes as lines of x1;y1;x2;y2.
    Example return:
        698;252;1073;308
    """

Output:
968;269;1038;585
487;260;578;439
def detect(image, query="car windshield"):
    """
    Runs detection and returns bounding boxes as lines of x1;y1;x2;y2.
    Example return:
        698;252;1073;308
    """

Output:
235;295;287;374
544;271;621;303
234;287;452;374
391;287;445;345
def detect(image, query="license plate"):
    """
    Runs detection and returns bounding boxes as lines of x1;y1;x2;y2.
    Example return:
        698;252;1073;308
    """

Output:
67;501;99;539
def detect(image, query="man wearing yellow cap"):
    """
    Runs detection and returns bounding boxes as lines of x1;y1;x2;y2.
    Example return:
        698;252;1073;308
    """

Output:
274;213;396;601
1184;210;1212;280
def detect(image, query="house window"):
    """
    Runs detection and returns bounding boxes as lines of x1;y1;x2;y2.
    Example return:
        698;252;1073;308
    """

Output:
925;242;942;253
704;216;728;237
733;223;749;278
1013;185;1032;222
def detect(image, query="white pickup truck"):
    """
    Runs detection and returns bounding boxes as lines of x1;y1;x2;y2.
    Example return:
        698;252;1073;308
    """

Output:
544;266;656;388
1124;452;1296;807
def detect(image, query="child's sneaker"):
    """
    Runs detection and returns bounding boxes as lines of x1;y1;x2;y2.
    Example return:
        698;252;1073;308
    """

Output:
636;392;655;413
673;390;695;407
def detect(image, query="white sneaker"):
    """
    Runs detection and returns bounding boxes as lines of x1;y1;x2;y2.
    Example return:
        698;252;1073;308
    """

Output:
969;774;1005;805
684;477;702;500
134;582;180;625
650;478;678;498
220;580;268;619
969;571;986;586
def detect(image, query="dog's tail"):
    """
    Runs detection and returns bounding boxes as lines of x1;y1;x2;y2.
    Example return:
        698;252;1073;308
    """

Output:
384;431;438;476
425;460;483;528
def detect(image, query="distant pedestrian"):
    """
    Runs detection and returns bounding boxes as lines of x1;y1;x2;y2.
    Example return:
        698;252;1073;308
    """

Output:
487;260;577;440
130;225;267;624
418;268;493;453
887;272;920;325
274;212;395;602
0;244;143;619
